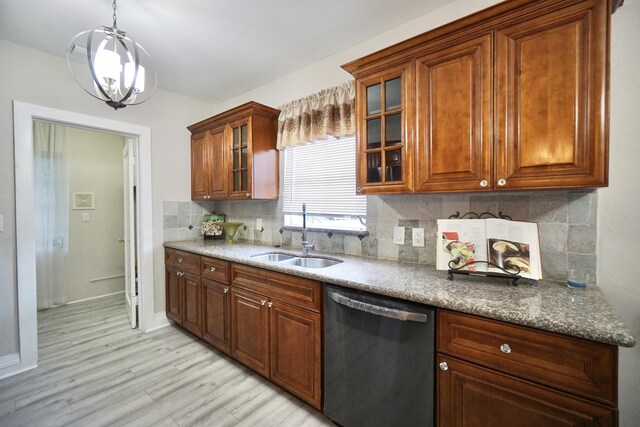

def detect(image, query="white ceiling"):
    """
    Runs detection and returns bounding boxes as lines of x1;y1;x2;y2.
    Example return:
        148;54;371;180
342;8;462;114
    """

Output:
0;0;450;105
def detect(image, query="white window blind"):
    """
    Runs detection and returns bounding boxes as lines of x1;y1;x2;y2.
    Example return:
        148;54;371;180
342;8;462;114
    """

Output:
283;137;366;218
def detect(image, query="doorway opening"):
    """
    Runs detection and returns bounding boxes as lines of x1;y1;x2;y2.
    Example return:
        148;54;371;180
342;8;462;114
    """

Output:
33;122;131;316
10;101;156;379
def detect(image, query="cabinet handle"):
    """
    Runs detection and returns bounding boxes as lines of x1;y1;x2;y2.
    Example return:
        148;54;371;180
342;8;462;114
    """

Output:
268;301;273;308
176;271;183;277
223;288;229;294
439;362;448;371
246;193;250;198
260;299;266;306
480;180;488;188
178;258;183;263
210;267;216;272
176;271;180;276
497;178;507;187
500;343;512;354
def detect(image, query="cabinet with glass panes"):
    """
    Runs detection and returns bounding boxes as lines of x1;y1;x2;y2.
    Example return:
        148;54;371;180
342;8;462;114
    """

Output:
188;102;280;200
353;63;413;194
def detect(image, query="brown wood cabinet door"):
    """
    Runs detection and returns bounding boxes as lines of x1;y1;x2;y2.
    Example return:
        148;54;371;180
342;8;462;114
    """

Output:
355;63;414;194
438;355;616;427
415;33;492;193
230;287;269;377
227;118;253;200
495;0;608;190
269;301;321;410
165;266;182;324
202;278;231;354
182;272;202;337
191;132;210;200
208;127;228;199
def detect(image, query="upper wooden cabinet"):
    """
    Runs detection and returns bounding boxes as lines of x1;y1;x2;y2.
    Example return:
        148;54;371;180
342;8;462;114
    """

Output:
355;63;414;194
188;101;280;200
343;0;617;194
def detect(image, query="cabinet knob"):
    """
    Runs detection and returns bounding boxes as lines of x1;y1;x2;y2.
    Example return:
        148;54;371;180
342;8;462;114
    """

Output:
178;258;183;263
480;180;488;188
223;288;229;294
497;178;507;187
356;187;362;193
268;301;273;308
439;362;449;371
210;267;216;272
500;343;512;354
246;193;250;198
260;299;266;306
176;271;180;276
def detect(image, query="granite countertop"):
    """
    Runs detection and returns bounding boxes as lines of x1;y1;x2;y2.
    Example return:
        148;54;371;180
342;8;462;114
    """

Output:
164;240;636;348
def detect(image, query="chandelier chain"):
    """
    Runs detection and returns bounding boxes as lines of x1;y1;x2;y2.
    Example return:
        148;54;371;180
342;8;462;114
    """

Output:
112;0;118;28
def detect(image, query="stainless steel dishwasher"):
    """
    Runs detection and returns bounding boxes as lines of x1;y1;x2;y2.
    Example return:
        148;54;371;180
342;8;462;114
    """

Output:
324;284;435;427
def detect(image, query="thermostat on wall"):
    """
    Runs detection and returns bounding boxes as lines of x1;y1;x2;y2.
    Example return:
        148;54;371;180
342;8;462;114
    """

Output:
73;192;95;210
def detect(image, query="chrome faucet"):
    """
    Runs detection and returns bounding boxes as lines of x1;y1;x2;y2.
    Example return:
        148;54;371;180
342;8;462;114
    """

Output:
301;203;315;256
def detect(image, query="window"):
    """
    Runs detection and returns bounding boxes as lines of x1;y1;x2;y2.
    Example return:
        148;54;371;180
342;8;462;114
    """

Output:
282;137;366;231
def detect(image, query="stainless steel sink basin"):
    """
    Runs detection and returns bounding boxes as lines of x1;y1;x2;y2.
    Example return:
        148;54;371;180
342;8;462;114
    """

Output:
251;253;295;262
282;257;343;268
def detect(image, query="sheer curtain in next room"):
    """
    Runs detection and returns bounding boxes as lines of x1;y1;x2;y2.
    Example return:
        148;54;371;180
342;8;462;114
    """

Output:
33;121;70;309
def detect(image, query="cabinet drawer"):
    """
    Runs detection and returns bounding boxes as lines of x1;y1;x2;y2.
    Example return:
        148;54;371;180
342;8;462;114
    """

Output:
165;249;200;274
231;264;322;312
201;256;230;283
437;310;617;406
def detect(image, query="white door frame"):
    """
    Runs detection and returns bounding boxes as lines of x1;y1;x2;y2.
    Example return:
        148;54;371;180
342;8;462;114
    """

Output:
11;100;154;377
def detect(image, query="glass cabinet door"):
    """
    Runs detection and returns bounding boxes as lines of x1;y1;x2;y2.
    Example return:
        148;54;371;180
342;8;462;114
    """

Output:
358;64;412;193
228;118;251;197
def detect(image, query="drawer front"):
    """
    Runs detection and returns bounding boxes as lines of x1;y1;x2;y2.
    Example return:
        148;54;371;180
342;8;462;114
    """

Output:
165;249;200;274
231;264;321;312
201;256;230;283
437;310;617;406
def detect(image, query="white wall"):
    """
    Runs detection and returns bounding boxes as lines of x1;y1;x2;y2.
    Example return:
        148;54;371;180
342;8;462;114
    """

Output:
0;39;213;357
598;2;640;426
66;127;126;302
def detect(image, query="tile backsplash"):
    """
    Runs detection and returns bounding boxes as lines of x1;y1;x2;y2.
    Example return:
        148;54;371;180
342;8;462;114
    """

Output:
163;190;598;282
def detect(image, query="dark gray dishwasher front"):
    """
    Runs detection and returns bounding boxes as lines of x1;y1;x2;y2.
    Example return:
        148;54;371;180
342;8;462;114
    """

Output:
324;284;435;427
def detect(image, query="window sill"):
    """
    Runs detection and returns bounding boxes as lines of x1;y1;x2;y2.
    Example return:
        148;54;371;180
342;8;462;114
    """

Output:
282;226;369;239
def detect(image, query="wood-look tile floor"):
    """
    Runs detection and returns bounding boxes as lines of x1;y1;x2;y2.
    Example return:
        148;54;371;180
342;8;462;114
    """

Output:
0;294;333;427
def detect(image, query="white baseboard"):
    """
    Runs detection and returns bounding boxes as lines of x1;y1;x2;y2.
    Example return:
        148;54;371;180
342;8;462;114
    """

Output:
0;353;37;380
143;311;172;332
67;290;125;305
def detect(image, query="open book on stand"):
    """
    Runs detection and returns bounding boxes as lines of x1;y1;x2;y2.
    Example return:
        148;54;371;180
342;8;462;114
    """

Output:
437;218;543;280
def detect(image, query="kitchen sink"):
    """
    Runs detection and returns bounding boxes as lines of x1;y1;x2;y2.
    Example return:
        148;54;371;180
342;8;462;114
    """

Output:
282;257;343;268
250;253;295;262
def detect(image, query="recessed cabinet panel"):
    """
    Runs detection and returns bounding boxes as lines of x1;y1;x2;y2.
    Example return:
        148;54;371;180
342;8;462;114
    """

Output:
202;278;231;354
230;287;270;377
415;34;492;192
495;2;608;189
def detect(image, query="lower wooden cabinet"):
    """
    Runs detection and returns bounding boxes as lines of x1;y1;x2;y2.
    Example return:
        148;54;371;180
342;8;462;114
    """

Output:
270;301;321;408
165;249;322;411
230;263;322;409
437;309;618;427
202;278;232;354
437;356;616;427
230;287;270;377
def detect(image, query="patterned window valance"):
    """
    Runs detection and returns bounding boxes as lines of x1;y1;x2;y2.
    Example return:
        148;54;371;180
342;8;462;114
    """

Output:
277;80;355;150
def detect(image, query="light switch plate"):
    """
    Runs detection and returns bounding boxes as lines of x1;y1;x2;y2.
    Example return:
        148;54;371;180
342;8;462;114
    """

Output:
412;228;425;247
393;226;405;245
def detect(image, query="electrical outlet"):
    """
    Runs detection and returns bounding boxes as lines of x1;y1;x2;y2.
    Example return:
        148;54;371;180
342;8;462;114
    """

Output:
256;218;263;231
393;226;405;245
412;228;425;247
82;213;90;222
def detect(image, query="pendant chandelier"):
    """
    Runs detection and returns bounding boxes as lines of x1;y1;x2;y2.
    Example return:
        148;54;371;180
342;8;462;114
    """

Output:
66;0;157;110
